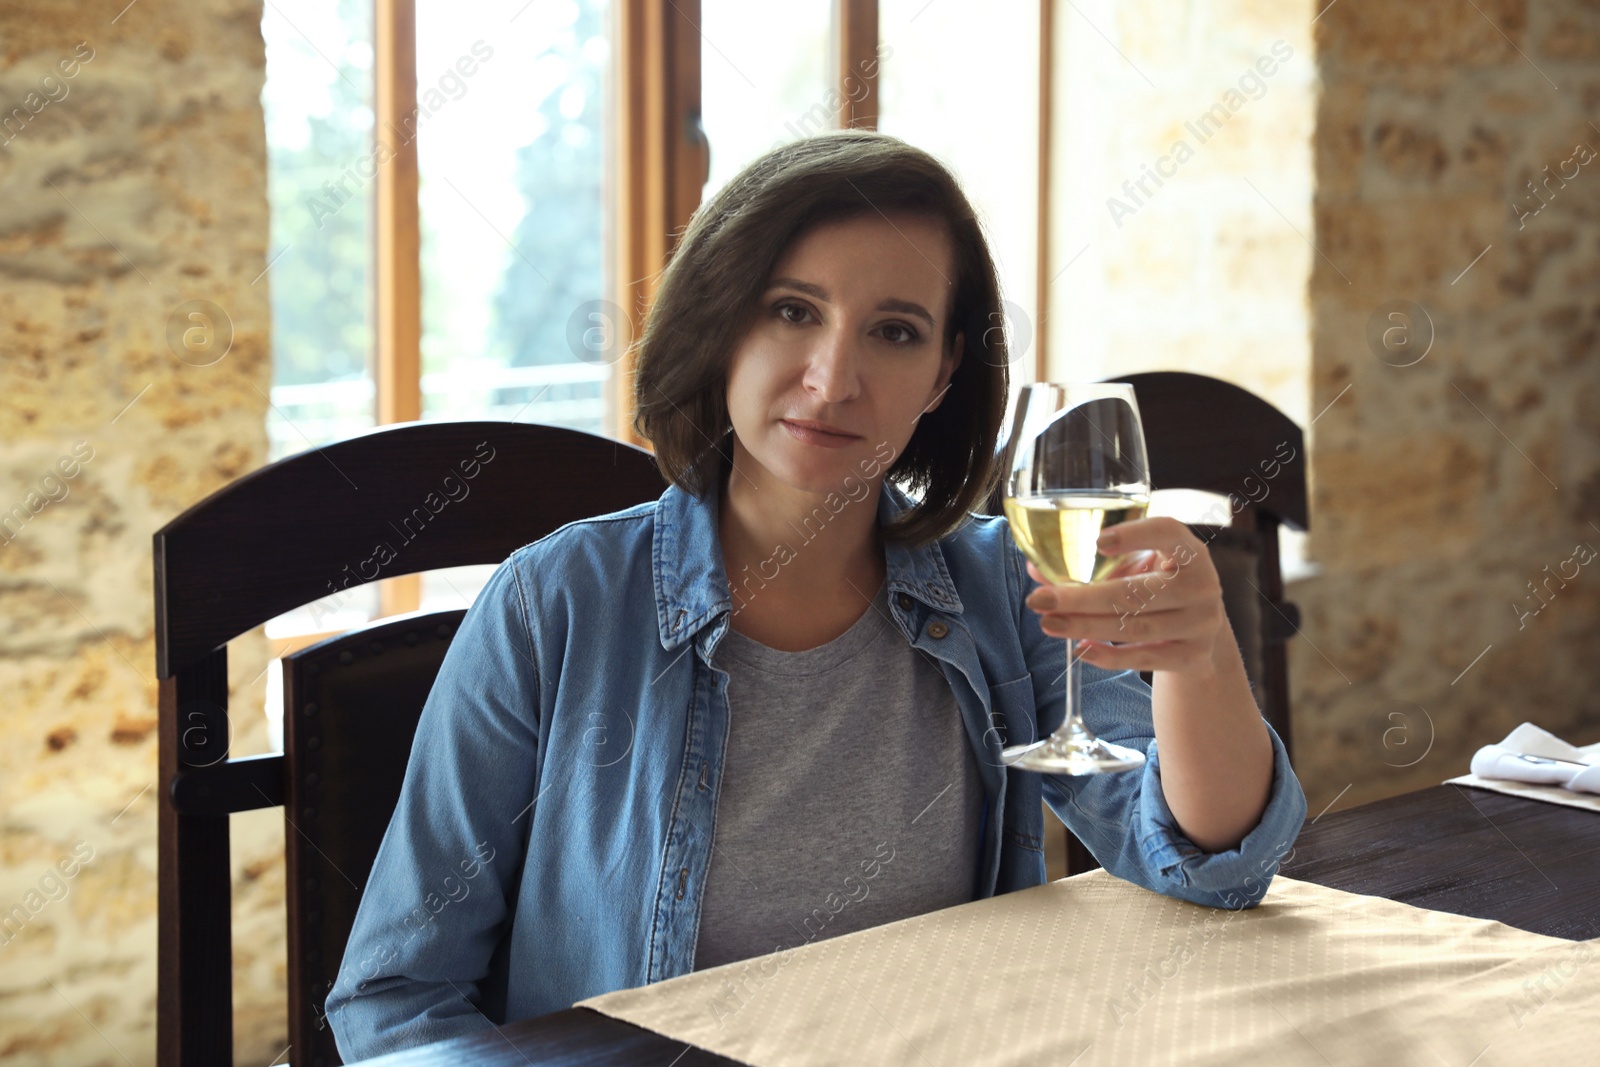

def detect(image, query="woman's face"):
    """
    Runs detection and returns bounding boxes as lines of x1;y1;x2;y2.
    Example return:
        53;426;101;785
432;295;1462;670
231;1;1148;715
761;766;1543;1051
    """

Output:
724;210;963;498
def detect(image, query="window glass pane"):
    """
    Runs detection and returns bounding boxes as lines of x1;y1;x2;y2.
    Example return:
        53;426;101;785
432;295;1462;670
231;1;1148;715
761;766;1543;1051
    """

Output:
419;563;501;615
878;0;1040;404
261;0;379;633
262;0;376;462
700;0;831;202
415;0;611;435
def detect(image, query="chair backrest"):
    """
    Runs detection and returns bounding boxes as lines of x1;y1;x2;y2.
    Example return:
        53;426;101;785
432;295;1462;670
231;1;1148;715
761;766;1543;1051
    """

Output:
278;607;476;1064
154;421;665;1067
985;372;1309;876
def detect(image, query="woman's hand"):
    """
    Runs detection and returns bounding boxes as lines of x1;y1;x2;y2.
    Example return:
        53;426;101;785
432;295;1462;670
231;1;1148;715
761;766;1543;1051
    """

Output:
1022;516;1230;676
1024;515;1277;853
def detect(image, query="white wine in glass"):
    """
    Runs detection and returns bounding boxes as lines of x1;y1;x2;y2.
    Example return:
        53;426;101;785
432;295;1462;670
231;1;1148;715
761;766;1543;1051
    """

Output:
1003;492;1149;586
1001;383;1152;775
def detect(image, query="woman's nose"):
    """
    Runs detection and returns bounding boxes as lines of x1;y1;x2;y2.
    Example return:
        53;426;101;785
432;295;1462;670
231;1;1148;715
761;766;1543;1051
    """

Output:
801;328;860;403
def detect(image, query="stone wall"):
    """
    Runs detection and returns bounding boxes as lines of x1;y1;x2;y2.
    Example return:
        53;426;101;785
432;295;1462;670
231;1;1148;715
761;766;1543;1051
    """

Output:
1294;0;1600;810
0;1;283;1063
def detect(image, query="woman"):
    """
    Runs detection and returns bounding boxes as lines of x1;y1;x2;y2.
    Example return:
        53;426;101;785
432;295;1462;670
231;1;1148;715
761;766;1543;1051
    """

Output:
326;130;1306;1057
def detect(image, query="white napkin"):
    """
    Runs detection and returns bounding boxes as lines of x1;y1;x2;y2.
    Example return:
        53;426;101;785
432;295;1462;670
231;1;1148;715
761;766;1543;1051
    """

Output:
1468;722;1600;795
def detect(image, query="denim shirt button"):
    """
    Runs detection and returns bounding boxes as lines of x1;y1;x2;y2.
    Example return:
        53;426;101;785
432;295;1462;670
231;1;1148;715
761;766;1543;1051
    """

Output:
927;620;949;639
896;592;913;611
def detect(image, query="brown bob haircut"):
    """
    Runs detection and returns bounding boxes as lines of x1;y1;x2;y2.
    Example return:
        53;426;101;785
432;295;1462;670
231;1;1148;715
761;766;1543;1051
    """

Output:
632;129;1011;548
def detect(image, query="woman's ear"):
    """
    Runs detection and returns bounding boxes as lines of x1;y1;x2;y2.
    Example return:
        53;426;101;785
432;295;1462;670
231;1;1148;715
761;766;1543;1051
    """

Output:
925;329;964;413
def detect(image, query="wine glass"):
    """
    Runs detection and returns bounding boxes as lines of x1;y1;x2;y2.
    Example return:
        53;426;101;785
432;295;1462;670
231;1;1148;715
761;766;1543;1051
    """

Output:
999;382;1152;774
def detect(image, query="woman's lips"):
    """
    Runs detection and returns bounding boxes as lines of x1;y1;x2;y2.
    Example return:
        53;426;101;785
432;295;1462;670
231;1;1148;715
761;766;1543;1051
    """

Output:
780;419;861;449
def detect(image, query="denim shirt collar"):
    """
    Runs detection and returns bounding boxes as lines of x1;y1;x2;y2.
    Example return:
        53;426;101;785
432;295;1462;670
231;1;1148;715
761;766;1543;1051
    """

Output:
651;479;967;650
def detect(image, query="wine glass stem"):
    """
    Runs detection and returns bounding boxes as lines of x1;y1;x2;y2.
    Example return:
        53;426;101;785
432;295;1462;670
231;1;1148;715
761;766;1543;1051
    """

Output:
1064;636;1087;739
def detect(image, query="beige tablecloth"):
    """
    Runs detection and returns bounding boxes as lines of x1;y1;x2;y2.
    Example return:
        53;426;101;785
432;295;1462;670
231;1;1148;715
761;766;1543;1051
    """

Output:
578;871;1597;1067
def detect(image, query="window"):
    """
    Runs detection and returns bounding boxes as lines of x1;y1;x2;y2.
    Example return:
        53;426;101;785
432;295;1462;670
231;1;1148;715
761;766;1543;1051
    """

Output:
260;0;1054;643
261;0;376;467
415;0;611;434
261;0;620;636
261;0;379;629
411;0;614;615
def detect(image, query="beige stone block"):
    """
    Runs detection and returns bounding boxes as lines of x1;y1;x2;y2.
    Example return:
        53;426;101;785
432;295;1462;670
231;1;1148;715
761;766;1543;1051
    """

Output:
1494;227;1579;297
1329;610;1401;683
1419;580;1503;671
1369;120;1449;184
1456;121;1516;191
1282;568;1578;805
1482;89;1552;116
1314;81;1368;200
1316;0;1529;67
136;448;225;517
1537;14;1600;60
1313;198;1509;310
1494;421;1567;523
1311;435;1489;570
1377;66;1460;98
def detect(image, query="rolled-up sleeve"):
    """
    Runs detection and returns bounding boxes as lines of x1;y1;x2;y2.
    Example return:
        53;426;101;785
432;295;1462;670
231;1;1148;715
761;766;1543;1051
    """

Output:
1135;718;1305;906
325;556;543;1059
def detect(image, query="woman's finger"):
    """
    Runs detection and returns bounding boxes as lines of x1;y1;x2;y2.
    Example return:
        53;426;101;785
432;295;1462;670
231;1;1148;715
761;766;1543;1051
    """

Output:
1030;571;1214;619
1100;548;1159;581
1038;602;1218;644
1075;638;1212;673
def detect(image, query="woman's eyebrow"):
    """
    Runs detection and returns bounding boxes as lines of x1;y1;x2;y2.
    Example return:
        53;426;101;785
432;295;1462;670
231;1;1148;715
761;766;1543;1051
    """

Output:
767;277;936;329
877;298;936;329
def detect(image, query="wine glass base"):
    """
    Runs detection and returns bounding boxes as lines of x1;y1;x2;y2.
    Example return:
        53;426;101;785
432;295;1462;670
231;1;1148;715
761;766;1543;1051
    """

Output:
1000;735;1146;775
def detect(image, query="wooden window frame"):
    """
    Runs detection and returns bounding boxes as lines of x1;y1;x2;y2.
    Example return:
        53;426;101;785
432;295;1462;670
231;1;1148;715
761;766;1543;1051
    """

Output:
374;0;422;617
364;0;1050;616
612;0;708;449
833;0;879;129
1036;0;1052;382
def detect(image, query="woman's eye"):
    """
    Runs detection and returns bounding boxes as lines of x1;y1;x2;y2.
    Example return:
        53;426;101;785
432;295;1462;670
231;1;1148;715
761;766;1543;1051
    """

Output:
776;302;811;325
879;322;917;345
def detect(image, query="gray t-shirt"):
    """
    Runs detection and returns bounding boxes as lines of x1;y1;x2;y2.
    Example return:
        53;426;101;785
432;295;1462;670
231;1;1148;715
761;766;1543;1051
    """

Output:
693;579;985;971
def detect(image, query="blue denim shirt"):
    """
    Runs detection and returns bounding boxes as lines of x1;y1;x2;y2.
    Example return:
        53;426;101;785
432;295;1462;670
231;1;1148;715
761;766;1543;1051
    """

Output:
326;480;1307;1059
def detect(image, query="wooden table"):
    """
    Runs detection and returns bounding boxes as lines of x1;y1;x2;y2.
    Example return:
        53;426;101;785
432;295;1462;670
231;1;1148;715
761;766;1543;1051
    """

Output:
1279;782;1600;942
353;785;1600;1066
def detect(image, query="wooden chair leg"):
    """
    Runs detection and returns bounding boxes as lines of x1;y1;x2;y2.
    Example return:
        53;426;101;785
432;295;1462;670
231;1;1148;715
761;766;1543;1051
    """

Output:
159;663;237;1067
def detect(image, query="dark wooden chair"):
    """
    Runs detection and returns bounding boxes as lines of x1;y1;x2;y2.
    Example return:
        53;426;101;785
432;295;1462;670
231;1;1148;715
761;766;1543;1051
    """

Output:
154;421;665;1067
983;371;1309;876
